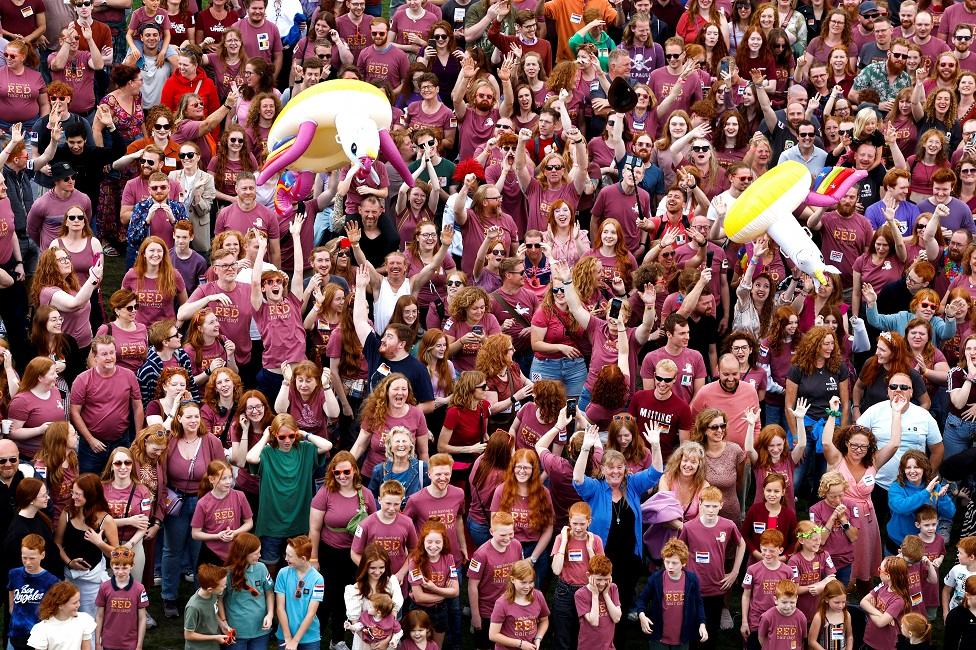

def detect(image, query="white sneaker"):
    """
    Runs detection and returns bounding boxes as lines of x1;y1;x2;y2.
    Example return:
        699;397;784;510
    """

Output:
146;612;157;629
332;641;351;650
720;608;734;630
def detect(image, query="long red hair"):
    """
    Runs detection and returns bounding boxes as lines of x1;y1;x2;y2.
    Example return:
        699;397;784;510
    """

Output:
407;518;453;580
496;449;553;532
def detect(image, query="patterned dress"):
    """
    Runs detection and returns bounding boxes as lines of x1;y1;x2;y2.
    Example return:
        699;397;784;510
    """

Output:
836;460;882;580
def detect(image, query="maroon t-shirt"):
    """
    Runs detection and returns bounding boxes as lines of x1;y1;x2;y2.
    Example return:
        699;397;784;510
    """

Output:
336;13;370;61
678;516;743;597
95;579;149;650
215;202;280;239
103;481;153;542
458;209;518;276
402;486;466;551
310;487;378;548
122;270;186;327
490;590;550;650
788;550;835;621
362;406;428;477
190;489;254;560
490;485;553;543
69;367;140;442
236;18;282;62
817;211;874;288
444;313;502;372
357;45;410;89
351;512;418;573
627;390;692;462
741;560;796;630
583;317;637;392
639;347;707;403
758;607;808;650
8;389;67;458
187;281;254;365
575;582;619;649
591;184;651;251
95;323;149;372
254;294;306;368
457;107;501;160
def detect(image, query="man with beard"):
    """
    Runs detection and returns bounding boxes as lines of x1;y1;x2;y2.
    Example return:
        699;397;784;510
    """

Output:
851;1;880;52
676;267;720;375
676;216;730;333
629;358;692;462
357;18;409;92
489;256;539;375
453;176;518;276
630;133;667;206
911;11;950;67
337;0;370;62
591;154;650;255
641;185;690;250
949;23;976;73
894;0;917;38
0;440;30;537
484;131;524;226
27;162;92;251
807;185;875;291
125;173;189;267
939;0;976;38
346;195;398;269
877;260;937;314
933;230;972;295
120;146;183;228
689;353;760;448
843;141;889;212
236;0;283;76
351;265;435;410
453;63;501;161
850;38;913;105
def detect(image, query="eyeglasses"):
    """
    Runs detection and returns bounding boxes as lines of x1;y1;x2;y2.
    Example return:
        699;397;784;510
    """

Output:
214;262;235;269
544;165;564;171
433;33;449;40
295;579;305;599
707;423;727;430
138;158;156;166
798;132;815;138
691;145;710;152
50;95;70;102
245;404;264;412
179;151;196;159
113;459;133;466
0;457;18;465
848;442;869;451
890;52;909;60
333;468;353;477
919;302;938;309
446;280;464;287
888;383;912;391
153;122;171;131
165;333;181;341
228;138;245;144
123;304;138;312
418;232;438;239
66;213;86;221
665;53;681;60
277;433;297;441
654;375;676;383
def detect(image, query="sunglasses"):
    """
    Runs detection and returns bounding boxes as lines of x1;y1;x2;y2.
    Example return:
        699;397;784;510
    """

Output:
888;383;911;391
75;0;93;5
665;53;681;60
707;423;728;430
545;165;564;171
552;286;565;294
890;52;909;60
962;168;976;174
153;123;171;130
0;456;18;465
798;133;815;138
179;151;196;159
123;304;138;312
864;12;879;19
277;433;297;441
3;53;19;59
490;249;505;256
295;579;305;599
149;185;168;191
496;124;513;131
446;280;464;287
113;459;133;466
433;33;449;40
691;145;710;152
66;213;86;221
317;53;332;60
655;375;676;383
525;243;542;248
919;302;938;309
839;129;854;137
333;468;353;477
957;34;973;40
419;140;436;148
475;383;488;390
771;43;786;49
371;31;387;35
50;95;70;102
229;138;245;144
60;175;77;183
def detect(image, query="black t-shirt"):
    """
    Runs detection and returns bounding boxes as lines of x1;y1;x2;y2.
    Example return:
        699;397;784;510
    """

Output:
786;363;851;420
875;277;912;315
363;331;435;403
688;313;720;377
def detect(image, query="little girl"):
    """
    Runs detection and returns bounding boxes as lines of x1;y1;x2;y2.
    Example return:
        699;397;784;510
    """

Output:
808;471;858;587
742;473;798;561
788;520;838;621
190;460;254;566
400;610;439;650
222;533;274;650
808;579;853;650
861;556;912;650
346;593;402;650
488;560;550;650
745;411;807;508
405;519;460;648
898;612;932;650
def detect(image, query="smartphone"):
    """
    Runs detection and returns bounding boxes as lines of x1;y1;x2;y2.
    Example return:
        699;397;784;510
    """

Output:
472;325;484;336
719;56;731;78
706;250;714;268
428;37;437;49
608;298;622;320
565;397;578;437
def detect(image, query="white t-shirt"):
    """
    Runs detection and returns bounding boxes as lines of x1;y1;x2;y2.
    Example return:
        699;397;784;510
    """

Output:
856;401;942;489
943;564;976;611
27;613;96;650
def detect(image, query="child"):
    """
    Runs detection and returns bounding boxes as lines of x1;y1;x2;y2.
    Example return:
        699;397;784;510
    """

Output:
275;535;324;650
678;485;746;648
551;502;604;650
95;547;148;650
788;520;837;621
124;0;172;65
400;610;439;650
808;471;858;587
184;564;230;649
636;539;707;649
346;592;403;650
744;420;805;508
808;579;854;650
222;533;275;650
353;480;419;582
7;534;59;650
26;581;96;650
900;535;937;616
575;555;621;650
742;473;798;561
861;556;912;650
758;580;808;650
913;505;945;621
405;518;459;649
942;535;976;620
740;529;796;650
898;612;932;650
487;559;550;650
943;575;976;650
190;459;254;567
468;512;524;650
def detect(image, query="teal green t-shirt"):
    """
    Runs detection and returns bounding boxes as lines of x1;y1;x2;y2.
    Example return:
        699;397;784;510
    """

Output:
223;562;274;640
248;441;326;537
184;591;221;650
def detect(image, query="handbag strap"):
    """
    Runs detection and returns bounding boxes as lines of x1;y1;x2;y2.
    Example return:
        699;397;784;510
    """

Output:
122;483;137;518
491;290;531;328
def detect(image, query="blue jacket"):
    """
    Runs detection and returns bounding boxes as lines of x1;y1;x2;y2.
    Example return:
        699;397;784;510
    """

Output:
886;480;956;544
866;305;957;347
634;569;705;643
574;465;662;558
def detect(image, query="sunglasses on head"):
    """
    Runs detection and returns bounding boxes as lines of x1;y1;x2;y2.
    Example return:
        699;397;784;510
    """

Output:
75;0;93;5
612;413;635;422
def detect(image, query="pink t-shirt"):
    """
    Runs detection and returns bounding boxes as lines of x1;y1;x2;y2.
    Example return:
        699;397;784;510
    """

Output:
639;347;706;403
27;190;92;250
187;281;253;365
40;285;93;347
7;389;67;457
905;559;927;615
390;7;441;46
103;481;153;542
852;253;905;294
863;584;906;650
363;406;428;477
310;487;378;549
47;51;96;114
660;571;687;645
128;7;171;34
742;561;796;630
0;67;45;122
236;18;282;62
591;184;651;251
184;339;226;377
583;317;637;392
121;269;186;327
336;13;370;61
490;486;553;544
457;208;518;276
458;107;501;161
552;534;604;586
921;536;946;607
215;202;280;240
190;489;254;560
95;323;149;372
575;582;619;649
352;513;418;573
817;211;874;287
254;293;306;367
530;305;585;361
443;313;502;372
808;498;857;568
523;179;580;234
69;367;140;441
121;176;183;208
165;433;224;493
0;200;15;265
753;457;796;508
357;45;410;89
758;607;808;650
679;517;743;597
512;402;555;452
407;552;457;603
95;579;149;650
788;550;835;621
403;486;466;550
489;589;550;650
405;101;455;138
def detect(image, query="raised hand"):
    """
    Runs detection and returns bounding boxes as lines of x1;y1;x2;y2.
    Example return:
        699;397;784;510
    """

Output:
791;396;810;420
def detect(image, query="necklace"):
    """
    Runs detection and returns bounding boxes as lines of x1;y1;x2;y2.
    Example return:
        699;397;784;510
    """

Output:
611;497;625;525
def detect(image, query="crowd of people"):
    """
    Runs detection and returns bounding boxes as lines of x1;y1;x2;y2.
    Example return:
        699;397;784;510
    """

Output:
3;0;976;648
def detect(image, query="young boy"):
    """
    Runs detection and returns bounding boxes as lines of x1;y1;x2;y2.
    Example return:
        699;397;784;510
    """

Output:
757;580;808;650
575;555;620;650
551;502;604;650
915;505;945;620
6;534;59;650
636;539;707;648
468;511;523;650
96;547;149;650
184;563;230;650
942;535;976;620
352;480;419;582
275;536;324;650
900;534;938;616
740;529;796;650
678;486;745;647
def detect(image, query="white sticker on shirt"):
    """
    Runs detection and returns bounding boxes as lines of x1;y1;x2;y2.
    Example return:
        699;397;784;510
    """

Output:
568;550;584;562
570;12;582;23
354;525;363;537
695;551;710;564
468;558;481;573
257;32;270;50
829;250;843;263
21;5;34;17
752;522;766;534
